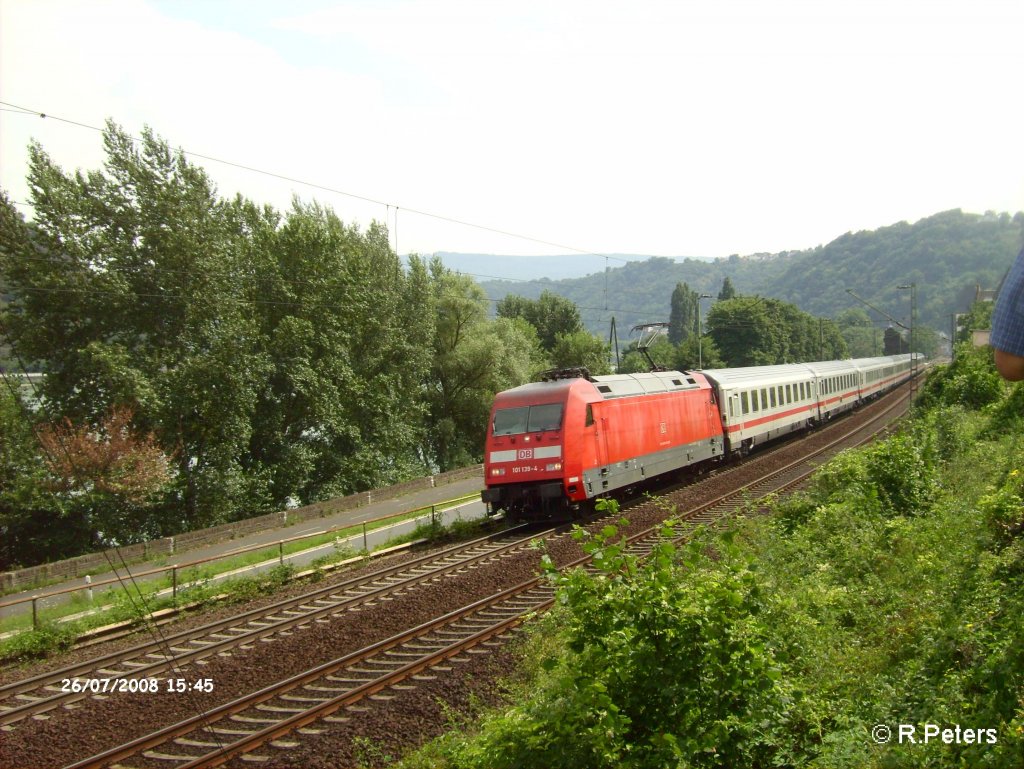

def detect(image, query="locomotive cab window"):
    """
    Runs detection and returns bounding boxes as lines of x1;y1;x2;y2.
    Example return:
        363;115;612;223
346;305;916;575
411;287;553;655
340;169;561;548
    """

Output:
493;403;564;435
585;404;594;427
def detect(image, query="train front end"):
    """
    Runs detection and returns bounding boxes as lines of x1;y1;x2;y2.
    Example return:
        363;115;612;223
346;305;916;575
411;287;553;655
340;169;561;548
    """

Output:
481;378;590;520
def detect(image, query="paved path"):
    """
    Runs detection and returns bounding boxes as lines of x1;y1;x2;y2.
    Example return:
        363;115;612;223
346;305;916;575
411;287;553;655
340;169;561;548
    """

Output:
1;475;486;623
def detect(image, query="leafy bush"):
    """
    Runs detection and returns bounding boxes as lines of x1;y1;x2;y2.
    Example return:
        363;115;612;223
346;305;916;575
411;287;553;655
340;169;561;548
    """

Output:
446;516;791;769
978;469;1024;550
812;436;935;516
987;381;1024;434
863;434;936;515
918;345;1005;411
0;621;77;663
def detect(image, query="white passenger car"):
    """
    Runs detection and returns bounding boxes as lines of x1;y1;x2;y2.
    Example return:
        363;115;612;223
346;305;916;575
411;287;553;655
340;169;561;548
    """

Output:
702;354;916;455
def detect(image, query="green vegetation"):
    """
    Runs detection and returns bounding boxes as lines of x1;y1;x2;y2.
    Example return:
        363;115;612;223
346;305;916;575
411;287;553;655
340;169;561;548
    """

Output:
707;295;847;366
404;351;1024;767
0;124;542;568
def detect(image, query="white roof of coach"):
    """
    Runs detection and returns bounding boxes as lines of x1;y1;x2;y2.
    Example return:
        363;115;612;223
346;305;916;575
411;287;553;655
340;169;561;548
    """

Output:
702;355;914;391
699;363;818;389
802;360;860;377
849;355;914;372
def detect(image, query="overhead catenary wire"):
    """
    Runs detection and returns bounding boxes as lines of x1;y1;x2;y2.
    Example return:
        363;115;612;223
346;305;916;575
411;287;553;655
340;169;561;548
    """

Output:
1;99;748;336
4;104;859;336
0;100;636;265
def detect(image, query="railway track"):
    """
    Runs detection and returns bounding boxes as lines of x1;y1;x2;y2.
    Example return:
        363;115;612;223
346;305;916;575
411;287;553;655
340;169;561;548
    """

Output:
0;523;558;727
58;382;913;769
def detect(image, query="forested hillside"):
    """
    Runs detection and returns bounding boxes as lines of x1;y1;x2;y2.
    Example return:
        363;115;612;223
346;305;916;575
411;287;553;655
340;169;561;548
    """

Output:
481;210;1023;335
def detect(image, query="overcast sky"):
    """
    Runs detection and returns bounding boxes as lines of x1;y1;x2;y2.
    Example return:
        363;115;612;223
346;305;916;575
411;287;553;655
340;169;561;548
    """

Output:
1;0;1022;261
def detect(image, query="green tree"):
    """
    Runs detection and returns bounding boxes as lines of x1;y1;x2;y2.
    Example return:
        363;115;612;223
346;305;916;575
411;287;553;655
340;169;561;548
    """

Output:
675;333;725;370
449;516;788;769
496;290;584;352
1;124;438;556
836;307;880;357
667;282;698;345
707;297;848;366
957;300;994;342
549;331;612;375
249;202;432;504
618;336;676;373
718;275;737;300
911;324;940;358
424;260;539;470
0;389;87;568
1;124;271;527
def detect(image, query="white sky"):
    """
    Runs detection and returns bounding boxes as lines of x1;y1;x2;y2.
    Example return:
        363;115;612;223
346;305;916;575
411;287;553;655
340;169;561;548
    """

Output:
1;0;1022;259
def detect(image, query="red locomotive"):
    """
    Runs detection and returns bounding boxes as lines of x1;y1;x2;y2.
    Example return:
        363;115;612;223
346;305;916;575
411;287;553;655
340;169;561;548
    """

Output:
481;368;724;519
482;355;918;520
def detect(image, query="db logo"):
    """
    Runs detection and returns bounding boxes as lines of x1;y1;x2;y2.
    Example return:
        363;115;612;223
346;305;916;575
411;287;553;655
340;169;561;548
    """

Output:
518;449;534;460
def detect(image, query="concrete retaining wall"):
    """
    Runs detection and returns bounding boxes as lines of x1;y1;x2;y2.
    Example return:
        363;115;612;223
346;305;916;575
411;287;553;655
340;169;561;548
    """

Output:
0;465;482;593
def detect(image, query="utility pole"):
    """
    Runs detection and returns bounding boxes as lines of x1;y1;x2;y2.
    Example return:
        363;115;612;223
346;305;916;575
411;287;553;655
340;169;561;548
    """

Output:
608;316;620;372
897;283;917;406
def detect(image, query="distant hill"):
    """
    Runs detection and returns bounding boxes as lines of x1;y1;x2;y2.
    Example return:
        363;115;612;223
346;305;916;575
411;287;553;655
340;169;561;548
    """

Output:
418;252;716;283
478;210;1023;336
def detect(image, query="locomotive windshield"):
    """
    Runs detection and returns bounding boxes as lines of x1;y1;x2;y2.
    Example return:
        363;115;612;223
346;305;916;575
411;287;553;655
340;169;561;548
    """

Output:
492;403;563;435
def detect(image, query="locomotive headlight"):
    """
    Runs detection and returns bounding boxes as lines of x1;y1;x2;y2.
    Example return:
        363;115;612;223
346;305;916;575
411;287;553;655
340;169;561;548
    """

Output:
546;462;562;471
490;468;506;476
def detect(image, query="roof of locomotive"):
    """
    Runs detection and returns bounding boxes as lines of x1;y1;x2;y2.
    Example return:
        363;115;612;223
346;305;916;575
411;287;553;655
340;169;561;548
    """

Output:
491;377;590;407
589;370;708;399
492;370;710;405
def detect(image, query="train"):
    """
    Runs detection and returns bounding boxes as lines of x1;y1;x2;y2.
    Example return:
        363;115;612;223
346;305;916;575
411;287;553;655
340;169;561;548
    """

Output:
481;354;921;520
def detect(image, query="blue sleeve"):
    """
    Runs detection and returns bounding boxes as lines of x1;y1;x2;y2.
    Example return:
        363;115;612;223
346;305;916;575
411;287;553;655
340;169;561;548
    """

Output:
990;247;1024;357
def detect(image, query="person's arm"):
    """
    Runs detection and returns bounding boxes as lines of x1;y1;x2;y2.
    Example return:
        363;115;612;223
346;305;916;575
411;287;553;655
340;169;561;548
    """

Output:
994;348;1024;381
991;248;1024;381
